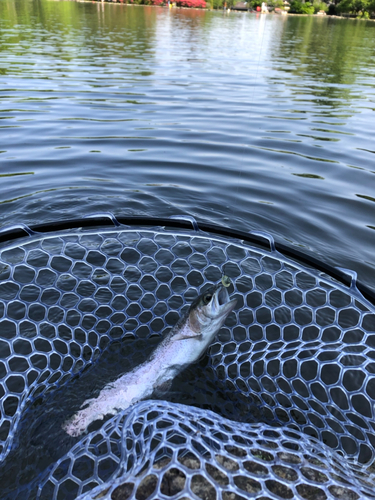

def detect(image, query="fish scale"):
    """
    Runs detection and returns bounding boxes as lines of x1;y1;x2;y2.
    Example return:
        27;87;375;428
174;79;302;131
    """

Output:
62;284;236;437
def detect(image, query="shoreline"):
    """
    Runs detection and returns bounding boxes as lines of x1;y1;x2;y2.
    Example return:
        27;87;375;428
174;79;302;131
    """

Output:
54;0;375;20
67;0;375;19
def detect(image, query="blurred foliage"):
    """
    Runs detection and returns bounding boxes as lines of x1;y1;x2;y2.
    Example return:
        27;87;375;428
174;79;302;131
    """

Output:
248;0;284;8
289;0;315;13
328;3;337;14
209;0;223;8
337;0;375;14
271;0;286;7
313;0;328;12
207;0;237;8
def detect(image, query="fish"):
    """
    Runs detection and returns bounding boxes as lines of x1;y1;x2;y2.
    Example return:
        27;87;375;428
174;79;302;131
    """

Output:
62;283;237;437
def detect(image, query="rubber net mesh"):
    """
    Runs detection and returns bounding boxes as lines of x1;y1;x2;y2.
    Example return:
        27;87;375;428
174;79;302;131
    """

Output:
0;224;374;499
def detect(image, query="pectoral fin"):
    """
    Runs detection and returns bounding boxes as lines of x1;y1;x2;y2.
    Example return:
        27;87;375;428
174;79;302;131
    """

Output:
172;331;202;341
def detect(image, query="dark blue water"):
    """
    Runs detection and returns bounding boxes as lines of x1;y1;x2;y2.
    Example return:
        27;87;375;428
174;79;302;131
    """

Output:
1;1;375;290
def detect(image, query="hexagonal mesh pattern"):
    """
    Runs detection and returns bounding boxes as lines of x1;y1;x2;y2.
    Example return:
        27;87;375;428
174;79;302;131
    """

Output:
38;401;375;500
0;224;375;498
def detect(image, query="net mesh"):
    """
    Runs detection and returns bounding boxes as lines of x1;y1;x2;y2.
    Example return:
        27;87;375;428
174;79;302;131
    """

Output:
38;400;375;500
0;222;374;498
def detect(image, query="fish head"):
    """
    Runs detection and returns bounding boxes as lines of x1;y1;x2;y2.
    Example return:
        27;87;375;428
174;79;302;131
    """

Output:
189;284;237;340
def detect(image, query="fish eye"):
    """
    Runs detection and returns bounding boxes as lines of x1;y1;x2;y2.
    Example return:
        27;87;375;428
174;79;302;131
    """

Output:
203;293;212;305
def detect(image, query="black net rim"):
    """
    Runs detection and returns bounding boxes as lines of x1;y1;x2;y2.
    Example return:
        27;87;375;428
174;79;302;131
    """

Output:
0;213;374;305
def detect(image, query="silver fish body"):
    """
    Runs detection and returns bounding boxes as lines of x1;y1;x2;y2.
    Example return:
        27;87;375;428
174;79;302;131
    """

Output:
62;284;237;437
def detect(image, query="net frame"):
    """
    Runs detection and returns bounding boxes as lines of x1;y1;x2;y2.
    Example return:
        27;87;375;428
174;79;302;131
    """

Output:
0;214;374;499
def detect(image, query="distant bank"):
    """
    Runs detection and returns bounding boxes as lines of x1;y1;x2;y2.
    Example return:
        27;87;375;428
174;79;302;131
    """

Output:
73;0;375;20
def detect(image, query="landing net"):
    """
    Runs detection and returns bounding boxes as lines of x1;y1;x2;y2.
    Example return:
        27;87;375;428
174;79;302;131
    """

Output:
0;215;374;499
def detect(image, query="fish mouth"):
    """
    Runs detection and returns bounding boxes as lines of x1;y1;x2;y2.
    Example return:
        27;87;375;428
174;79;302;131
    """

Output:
213;285;237;317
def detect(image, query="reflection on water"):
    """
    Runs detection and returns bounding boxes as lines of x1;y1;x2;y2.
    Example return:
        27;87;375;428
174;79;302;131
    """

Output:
275;16;372;87
0;0;374;294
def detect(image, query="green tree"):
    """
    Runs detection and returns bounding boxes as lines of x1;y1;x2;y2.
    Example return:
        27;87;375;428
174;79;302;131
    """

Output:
312;0;328;12
269;0;286;8
337;0;370;13
289;0;315;13
209;0;236;9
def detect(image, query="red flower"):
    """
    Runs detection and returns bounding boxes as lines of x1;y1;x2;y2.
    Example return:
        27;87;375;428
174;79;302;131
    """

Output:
176;0;206;6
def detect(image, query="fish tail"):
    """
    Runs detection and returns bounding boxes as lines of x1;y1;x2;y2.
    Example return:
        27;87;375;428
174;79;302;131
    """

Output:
62;399;108;437
62;385;126;437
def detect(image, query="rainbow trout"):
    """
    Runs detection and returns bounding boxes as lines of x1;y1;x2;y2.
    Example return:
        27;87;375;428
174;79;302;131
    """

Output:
63;283;237;437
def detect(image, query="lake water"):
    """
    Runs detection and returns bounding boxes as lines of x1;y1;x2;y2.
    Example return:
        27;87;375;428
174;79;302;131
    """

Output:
0;0;375;292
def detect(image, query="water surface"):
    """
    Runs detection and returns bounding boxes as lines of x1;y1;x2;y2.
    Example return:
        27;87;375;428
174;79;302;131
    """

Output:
1;1;375;290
